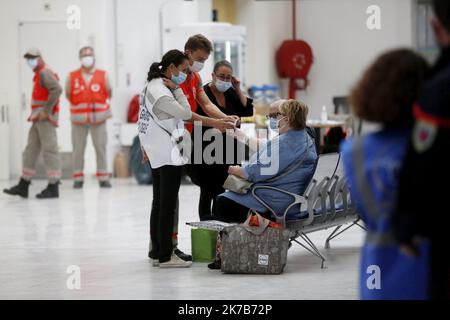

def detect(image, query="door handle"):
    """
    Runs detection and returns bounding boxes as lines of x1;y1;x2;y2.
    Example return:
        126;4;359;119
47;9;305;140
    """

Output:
21;93;27;111
1;105;4;123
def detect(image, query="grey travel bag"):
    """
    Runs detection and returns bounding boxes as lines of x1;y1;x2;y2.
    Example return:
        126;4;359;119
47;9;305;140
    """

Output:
221;213;290;274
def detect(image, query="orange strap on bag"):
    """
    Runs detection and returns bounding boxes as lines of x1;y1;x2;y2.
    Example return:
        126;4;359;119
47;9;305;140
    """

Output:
247;211;283;230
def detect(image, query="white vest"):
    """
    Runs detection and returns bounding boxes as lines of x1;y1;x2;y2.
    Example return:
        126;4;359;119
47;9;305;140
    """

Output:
138;79;191;169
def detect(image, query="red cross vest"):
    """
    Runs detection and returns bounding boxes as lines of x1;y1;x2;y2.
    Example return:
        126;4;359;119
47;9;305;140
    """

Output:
29;65;60;126
69;69;112;124
180;71;201;133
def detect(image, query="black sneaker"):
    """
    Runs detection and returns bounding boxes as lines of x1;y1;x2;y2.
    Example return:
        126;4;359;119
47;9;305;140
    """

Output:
174;249;192;261
208;260;221;270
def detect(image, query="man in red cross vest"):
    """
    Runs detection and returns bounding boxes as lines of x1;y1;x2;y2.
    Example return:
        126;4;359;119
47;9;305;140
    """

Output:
4;48;62;199
66;46;113;189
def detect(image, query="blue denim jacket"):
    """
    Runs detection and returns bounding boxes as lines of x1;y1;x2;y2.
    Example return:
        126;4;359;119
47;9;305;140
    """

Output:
221;129;317;216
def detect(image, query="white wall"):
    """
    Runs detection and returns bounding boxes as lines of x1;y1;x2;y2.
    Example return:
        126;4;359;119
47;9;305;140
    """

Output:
0;0;211;179
236;0;292;90
114;0;210;122
237;0;415;118
0;0;114;178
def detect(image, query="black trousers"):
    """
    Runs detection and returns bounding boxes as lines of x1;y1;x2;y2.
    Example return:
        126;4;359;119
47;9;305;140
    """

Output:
199;186;225;220
149;165;183;263
190;162;230;221
215;195;272;223
215;195;251;223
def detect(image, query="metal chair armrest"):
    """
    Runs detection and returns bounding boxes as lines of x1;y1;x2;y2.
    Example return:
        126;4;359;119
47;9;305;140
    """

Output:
251;185;307;227
303;177;330;226
335;177;349;215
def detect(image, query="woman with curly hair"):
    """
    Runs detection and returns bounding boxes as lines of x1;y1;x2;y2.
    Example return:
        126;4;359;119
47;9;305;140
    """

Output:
341;49;430;299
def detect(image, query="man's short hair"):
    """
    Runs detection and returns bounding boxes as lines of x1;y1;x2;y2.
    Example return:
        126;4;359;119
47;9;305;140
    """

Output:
433;0;450;32
184;34;213;54
79;46;94;57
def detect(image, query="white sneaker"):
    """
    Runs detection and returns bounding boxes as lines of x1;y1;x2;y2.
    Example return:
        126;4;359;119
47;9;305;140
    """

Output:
159;253;193;268
152;259;160;267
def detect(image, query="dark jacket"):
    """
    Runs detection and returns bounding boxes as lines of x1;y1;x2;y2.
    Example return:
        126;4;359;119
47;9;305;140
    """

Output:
189;84;254;188
393;46;450;299
394;46;450;243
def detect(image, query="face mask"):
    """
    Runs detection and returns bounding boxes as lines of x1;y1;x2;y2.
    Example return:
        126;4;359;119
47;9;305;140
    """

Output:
27;58;38;70
171;71;187;85
81;56;95;68
269;118;279;131
276;116;287;131
189;61;204;73
215;79;232;92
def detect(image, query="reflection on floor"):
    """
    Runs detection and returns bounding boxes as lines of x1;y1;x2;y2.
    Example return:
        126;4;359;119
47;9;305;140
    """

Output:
0;178;364;300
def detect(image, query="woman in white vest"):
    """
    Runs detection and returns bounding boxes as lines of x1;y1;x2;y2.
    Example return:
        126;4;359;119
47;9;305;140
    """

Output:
139;49;235;268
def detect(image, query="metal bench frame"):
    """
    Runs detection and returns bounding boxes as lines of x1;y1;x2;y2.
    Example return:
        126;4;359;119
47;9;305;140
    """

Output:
251;153;366;268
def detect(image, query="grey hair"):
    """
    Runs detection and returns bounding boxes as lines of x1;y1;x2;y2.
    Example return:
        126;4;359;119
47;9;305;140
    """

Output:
79;46;94;57
270;99;287;109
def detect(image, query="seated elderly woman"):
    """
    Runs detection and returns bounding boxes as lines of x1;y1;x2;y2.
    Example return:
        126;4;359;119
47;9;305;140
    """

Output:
214;99;318;223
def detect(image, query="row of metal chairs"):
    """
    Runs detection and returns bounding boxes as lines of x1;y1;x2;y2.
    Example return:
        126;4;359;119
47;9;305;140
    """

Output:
251;153;366;268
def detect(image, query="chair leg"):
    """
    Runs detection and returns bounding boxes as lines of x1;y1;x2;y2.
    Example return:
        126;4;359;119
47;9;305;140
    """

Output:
355;220;367;231
324;219;364;249
291;233;327;269
325;225;341;249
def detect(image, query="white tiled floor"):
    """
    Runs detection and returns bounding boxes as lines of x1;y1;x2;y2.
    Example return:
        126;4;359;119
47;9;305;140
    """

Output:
0;178;364;300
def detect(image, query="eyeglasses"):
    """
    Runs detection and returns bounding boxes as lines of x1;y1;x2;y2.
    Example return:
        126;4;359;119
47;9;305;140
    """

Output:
215;74;232;82
266;113;284;119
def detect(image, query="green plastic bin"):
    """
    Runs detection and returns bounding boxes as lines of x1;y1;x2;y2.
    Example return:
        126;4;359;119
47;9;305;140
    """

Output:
191;228;218;262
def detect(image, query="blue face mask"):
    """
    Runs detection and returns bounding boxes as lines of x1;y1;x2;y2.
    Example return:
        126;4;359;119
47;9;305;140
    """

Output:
269;118;278;131
171;71;187;85
215;79;233;93
269;116;286;132
27;58;38;70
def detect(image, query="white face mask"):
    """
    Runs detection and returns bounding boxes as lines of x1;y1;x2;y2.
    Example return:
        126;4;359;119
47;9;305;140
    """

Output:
215;79;233;93
81;56;95;68
189;61;204;73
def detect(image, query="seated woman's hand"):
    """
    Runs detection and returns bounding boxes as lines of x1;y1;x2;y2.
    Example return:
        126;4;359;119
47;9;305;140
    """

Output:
228;165;245;179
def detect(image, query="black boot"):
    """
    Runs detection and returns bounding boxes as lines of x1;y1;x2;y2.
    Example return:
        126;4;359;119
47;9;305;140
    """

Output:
36;181;60;199
99;180;112;188
73;181;83;189
208;259;221;270
3;178;30;198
